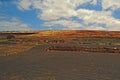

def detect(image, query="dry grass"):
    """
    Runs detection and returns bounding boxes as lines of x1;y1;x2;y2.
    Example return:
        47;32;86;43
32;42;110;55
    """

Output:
31;30;120;38
0;42;36;57
0;30;120;57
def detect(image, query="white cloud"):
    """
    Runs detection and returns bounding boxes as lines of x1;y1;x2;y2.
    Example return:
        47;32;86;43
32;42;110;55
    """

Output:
17;0;32;10
17;0;96;20
0;18;30;31
16;0;120;31
77;9;120;31
102;0;120;11
85;25;105;30
90;0;97;5
43;20;84;29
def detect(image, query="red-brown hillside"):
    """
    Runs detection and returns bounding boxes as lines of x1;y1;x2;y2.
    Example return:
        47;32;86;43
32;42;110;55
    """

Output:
31;30;120;38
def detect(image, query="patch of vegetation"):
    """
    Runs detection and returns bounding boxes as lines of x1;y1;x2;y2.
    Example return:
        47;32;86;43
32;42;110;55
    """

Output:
72;37;120;45
0;40;8;43
7;34;15;39
96;41;112;45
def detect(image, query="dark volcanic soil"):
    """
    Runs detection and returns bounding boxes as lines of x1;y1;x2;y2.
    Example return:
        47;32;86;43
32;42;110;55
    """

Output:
0;44;120;80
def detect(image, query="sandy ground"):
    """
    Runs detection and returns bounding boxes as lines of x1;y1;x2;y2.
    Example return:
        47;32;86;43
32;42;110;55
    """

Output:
0;44;120;80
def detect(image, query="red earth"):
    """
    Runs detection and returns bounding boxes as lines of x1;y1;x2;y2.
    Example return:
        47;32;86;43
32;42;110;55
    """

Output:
30;30;120;38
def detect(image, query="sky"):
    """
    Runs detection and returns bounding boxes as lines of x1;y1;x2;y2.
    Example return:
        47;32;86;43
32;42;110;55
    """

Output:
0;0;120;31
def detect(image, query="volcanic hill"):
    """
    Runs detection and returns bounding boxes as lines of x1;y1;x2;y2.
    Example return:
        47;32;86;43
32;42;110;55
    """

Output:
30;30;120;38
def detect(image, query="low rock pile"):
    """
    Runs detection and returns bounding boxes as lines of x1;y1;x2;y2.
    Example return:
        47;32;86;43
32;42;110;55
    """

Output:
47;45;120;53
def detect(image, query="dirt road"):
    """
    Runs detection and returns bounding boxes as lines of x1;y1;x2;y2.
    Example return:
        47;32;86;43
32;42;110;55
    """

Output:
0;44;120;80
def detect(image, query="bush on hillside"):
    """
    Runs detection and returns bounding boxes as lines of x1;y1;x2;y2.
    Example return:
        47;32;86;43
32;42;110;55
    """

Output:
7;34;15;39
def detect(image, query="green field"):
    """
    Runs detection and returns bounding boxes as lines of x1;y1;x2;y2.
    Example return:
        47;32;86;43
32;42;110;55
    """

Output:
0;40;8;43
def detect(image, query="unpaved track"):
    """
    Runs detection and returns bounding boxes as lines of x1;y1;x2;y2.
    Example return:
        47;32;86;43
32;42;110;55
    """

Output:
0;44;120;80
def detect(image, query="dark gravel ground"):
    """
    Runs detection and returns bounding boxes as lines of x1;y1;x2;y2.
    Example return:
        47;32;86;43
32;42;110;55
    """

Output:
0;44;120;80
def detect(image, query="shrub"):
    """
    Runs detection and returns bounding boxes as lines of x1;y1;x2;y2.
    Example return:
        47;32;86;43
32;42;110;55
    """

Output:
7;34;15;39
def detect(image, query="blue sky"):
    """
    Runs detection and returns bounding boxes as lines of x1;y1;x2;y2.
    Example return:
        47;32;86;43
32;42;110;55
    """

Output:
0;0;120;31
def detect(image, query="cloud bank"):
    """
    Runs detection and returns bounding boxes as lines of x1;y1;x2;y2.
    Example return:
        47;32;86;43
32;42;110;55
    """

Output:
17;0;120;30
0;17;30;31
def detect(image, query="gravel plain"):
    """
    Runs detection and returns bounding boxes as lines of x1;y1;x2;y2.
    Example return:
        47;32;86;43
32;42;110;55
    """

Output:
0;44;120;80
